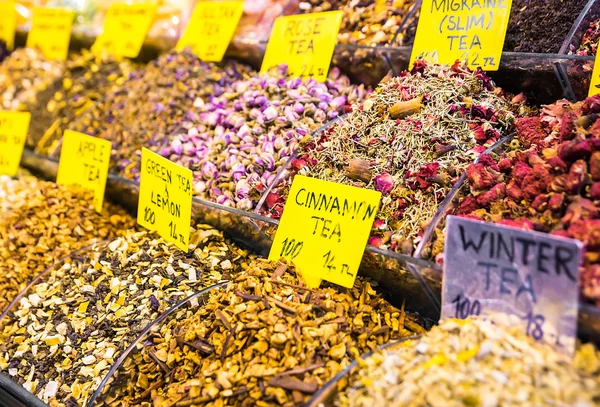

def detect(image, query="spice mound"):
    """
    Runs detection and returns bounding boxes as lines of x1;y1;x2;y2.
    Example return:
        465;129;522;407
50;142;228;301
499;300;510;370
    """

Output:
0;176;135;313
0;226;251;406
337;318;600;407
96;259;426;407
263;62;520;253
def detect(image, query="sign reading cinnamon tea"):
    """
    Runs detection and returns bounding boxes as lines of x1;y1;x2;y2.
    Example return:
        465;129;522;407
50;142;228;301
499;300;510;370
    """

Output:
269;175;381;288
261;11;343;82
27;7;74;60
0;1;16;51
410;0;512;70
177;1;244;62
0;111;30;177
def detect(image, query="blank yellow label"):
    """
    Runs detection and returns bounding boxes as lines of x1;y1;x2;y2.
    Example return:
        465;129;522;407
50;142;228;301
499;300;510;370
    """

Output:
27;7;74;60
261;11;343;82
0;111;30;177
138;148;192;252
269;175;381;288
589;54;600;97
0;1;16;50
93;3;157;58
56;130;111;213
177;1;244;62
410;0;512;71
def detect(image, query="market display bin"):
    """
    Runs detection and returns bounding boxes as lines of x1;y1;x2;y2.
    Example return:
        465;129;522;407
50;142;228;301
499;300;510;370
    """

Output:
0;373;48;407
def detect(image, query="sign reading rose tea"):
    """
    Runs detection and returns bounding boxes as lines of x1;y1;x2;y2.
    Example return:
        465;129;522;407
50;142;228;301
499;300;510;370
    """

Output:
442;216;582;354
177;1;244;62
26;7;74;60
410;0;512;70
269;175;381;288
93;3;157;58
56;130;111;213
138;148;192;252
0;111;30;176
0;1;16;50
261;11;343;82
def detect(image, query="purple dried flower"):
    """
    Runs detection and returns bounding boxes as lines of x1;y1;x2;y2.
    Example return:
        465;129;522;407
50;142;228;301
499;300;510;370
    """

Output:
201;161;218;179
263;106;278;122
314;109;326;123
171;139;183;155
374;172;394;194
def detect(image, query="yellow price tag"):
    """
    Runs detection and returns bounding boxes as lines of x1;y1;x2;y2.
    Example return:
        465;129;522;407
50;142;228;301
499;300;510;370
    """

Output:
269;175;381;288
589;50;600;97
0;1;16;50
0;111;30;177
177;1;244;62
56;130;111;213
93;3;157;58
261;11;343;82
26;7;73;60
410;0;512;71
138;148;192;252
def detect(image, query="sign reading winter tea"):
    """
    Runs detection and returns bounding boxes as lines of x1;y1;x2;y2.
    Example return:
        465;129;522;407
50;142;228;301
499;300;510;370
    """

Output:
410;0;512;70
93;3;157;58
0;111;30;177
442;216;581;354
138;148;192;252
261;11;343;82
177;1;244;62
56;130;111;213
27;7;74;60
0;1;16;50
269;175;381;288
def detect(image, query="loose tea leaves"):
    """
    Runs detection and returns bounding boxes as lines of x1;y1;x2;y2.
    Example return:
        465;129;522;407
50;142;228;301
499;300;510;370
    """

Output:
96;259;426;407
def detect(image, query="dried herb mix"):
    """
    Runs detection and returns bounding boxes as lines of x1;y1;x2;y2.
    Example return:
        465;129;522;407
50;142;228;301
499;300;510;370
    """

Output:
336;317;600;407
263;63;522;253
95;259;426;407
0;226;252;406
0;175;135;313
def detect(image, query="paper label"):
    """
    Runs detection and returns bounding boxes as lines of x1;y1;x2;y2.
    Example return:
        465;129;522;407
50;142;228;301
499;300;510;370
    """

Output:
269;175;381;288
442;216;582;354
93;3;157;58
138;148;192;252
0;1;16;50
26;7;74;60
410;0;512;71
56;130;111;213
589;54;600;97
177;1;244;62
0;111;30;177
260;11;343;82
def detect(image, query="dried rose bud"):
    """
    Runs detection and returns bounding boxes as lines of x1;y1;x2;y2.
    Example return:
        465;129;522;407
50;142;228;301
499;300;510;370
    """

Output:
522;165;551;199
374;172;394;195
457;195;480;214
562;197;599;226
548;192;566;212
531;194;548;211
550;174;568;193
566;160;589;194
547;156;568;173
469;123;487;142
591;182;600;201
476;183;506;207
590;151;600;181
558;137;592;162
345;158;372;183
506;180;524;201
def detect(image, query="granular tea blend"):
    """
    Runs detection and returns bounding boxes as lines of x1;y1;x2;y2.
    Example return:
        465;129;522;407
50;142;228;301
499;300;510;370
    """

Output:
95;259;427;407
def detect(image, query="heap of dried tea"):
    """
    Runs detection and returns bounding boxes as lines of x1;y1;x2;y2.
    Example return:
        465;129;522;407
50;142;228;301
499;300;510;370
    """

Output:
0;48;64;111
32;50;136;153
0;176;135;312
572;17;600;57
336;318;600;407
263;62;523;253
0;226;252;406
95;259;426;407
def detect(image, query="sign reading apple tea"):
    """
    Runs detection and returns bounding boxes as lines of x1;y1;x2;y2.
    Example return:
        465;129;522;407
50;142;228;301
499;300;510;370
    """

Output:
410;0;512;70
261;11;343;82
269;175;381;288
442;216;582;354
138;148;192;252
0;111;30;176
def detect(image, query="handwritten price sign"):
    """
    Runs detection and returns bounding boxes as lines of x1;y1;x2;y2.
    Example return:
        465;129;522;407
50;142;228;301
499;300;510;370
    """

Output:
261;11;342;82
138;148;192;252
27;7;74;60
0;1;16;50
442;216;582;354
410;0;512;70
0;111;30;176
93;3;157;58
269;175;381;288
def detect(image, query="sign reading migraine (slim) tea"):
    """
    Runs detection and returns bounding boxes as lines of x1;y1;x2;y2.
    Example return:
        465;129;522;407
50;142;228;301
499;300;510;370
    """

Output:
442;216;582;354
0;111;31;177
177;1;244;62
26;7;74;60
410;0;512;70
56;130;111;213
93;3;157;58
269;175;381;288
0;1;16;50
138;148;192;252
261;11;343;82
